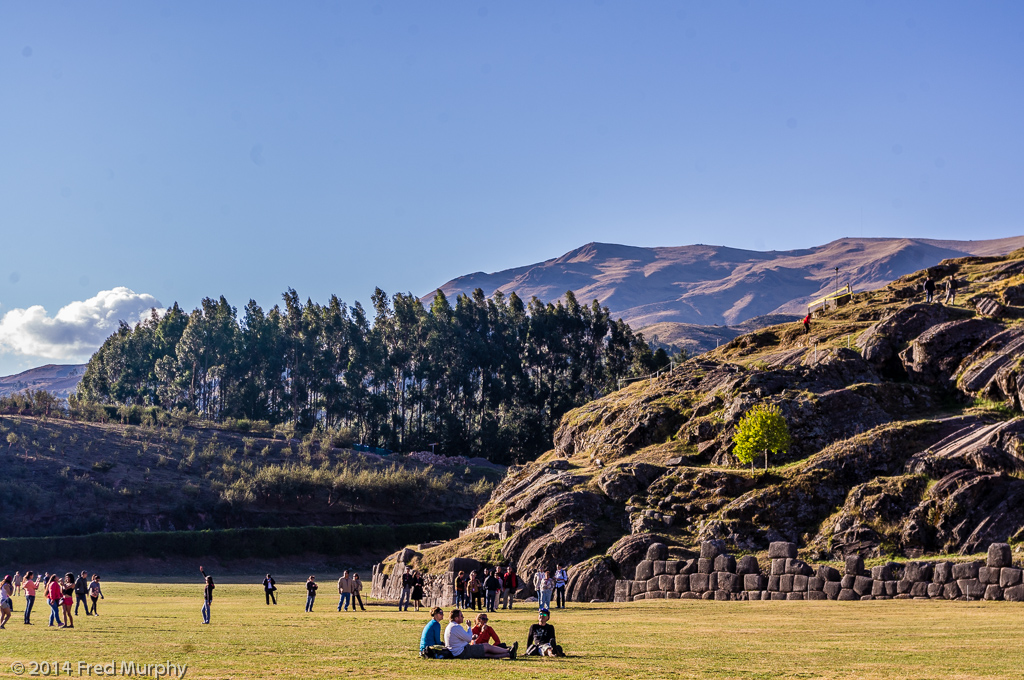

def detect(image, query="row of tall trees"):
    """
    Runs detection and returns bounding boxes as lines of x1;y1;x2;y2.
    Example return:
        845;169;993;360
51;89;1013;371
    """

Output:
78;288;667;462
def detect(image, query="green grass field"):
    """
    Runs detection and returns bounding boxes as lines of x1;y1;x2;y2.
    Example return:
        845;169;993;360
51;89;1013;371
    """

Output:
2;579;1023;679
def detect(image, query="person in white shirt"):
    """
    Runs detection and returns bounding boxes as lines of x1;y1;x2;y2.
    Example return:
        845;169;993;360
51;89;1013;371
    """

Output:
444;609;515;659
533;569;545;598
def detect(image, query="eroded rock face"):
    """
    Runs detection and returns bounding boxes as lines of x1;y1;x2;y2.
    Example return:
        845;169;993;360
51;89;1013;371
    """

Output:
899;318;1002;386
954;327;1024;407
597;463;666;502
515;521;597;591
566;556;617;602
857;304;967;378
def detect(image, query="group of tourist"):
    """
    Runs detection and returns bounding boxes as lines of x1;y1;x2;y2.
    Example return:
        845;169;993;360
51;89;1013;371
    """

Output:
0;570;104;630
923;274;960;304
432;562;570;614
419;606;565;660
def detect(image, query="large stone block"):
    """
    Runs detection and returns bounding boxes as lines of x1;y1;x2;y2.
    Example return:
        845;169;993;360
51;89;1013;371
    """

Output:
885;581;897;596
666;561;682;576
786;592;805;600
824;581;842;599
659;574;675;591
771;592;786;600
872;580;885;596
807;590;827;600
807;576;824;592
680;559;698;576
1000;567;1023;588
957;578;985;599
845;555;864;576
614;580;630;602
748;590;762;601
988;543;1012;568
837;588;858;601
737;555;760;576
932;562;953;585
979;566;1000;585
871;565;894;581
646;543;669;561
700;540;726;560
718;572;741;593
952;561;981;580
910;581;929;598
633;593;647;601
853;576;874;596
653;560;667;577
647;577;661;592
648;590;666;599
714;554;737;573
771;558;787;576
942;581;961;600
674;574;689;592
780;574;794;593
698;558;715;574
702;591;714;600
768;541;797;559
635;560;654;581
768;575;781;592
1004;584;1024;602
708;572;718;591
681;592;699;600
984;584;1004;601
841;575;856;589
817;565;841;582
927;583;942;598
904;562;933;583
631;580;647;596
714;590;730;601
744;574;766;591
690;573;709;593
666;591;681;599
896;580;912;595
793;575;809;592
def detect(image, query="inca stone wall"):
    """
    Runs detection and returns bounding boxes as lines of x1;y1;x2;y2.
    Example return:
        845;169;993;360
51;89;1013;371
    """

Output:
613;541;1024;603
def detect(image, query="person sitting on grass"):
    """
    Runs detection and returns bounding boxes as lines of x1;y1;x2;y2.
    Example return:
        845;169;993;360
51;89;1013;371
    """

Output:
444;609;516;660
419;607;445;658
525;608;564;657
471;613;505;648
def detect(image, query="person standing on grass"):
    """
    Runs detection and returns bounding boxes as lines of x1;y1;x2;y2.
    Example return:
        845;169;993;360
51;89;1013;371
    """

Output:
454;570;467;609
501;566;518;609
554;564;568;609
484;568;500;613
88;575;103;616
199;566;214;624
467;571;482;611
74;571;89;616
22;571;38;624
13;572;21;597
263;574;277;605
0;575;13;629
46;575;62;627
538;571;555;611
61;573;75;628
337;570;352;611
305;576;318;612
351;573;366;611
410;571;425;612
444;609;515;660
398;567;413;611
945;275;959;305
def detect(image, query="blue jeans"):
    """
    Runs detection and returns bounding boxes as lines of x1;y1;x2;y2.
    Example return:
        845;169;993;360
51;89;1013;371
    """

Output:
202;599;211;624
485;590;498;611
24;596;35;624
539;590;552;610
337;593;351;611
49;600;61;626
306;593;316;612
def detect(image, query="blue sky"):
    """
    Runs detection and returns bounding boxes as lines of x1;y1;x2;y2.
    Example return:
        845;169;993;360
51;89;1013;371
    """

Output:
1;1;1023;374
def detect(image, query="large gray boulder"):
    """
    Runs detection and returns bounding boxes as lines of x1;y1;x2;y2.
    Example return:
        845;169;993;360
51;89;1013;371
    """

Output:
567;557;618;602
987;542;1012;568
899;318;1001;386
857;303;964;378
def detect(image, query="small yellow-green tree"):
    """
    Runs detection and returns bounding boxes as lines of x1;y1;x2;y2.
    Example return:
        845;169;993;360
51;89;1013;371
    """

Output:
732;403;790;470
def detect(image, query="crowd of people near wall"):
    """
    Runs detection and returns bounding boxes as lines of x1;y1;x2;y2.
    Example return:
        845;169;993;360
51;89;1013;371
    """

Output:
0;571;103;629
403;562;570;613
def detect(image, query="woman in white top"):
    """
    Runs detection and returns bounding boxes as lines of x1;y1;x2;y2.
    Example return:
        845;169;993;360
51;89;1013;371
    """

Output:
444;610;515;659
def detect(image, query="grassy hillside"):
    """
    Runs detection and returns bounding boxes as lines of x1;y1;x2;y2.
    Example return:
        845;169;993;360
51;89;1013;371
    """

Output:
0;414;500;537
416;248;1024;599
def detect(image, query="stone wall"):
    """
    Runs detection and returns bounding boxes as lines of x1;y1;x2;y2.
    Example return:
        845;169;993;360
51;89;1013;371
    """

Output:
613;540;1024;603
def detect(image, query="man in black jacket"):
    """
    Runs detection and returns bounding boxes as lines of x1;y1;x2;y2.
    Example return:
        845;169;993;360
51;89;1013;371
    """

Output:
484;569;501;613
74;571;89;616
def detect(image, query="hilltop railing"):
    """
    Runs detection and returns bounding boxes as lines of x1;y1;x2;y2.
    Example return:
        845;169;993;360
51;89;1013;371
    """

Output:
807;284;853;315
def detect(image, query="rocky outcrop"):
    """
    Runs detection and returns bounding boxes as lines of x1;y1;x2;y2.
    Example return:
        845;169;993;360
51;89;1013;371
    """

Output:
566;556;617;602
899;318;1002;386
857;303;969;378
954;327;1024;406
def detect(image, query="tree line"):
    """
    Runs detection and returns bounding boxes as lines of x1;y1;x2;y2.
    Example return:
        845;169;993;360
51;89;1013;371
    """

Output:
77;287;668;463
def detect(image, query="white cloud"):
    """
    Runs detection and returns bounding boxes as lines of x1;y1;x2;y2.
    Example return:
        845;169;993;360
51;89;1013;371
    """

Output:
0;288;163;360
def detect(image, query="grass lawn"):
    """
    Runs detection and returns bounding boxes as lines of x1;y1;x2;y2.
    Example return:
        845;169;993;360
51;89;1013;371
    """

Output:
1;579;1023;679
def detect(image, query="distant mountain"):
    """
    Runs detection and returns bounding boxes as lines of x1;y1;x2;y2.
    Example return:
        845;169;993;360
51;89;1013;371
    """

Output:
429;236;1024;329
0;364;87;399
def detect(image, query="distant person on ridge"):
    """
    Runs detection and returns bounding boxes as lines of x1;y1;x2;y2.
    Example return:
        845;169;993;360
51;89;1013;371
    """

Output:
802;314;811;334
924;275;936;303
944;275;958;305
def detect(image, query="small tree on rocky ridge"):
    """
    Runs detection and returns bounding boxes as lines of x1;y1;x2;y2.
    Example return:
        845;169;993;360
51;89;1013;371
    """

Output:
732;403;790;471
